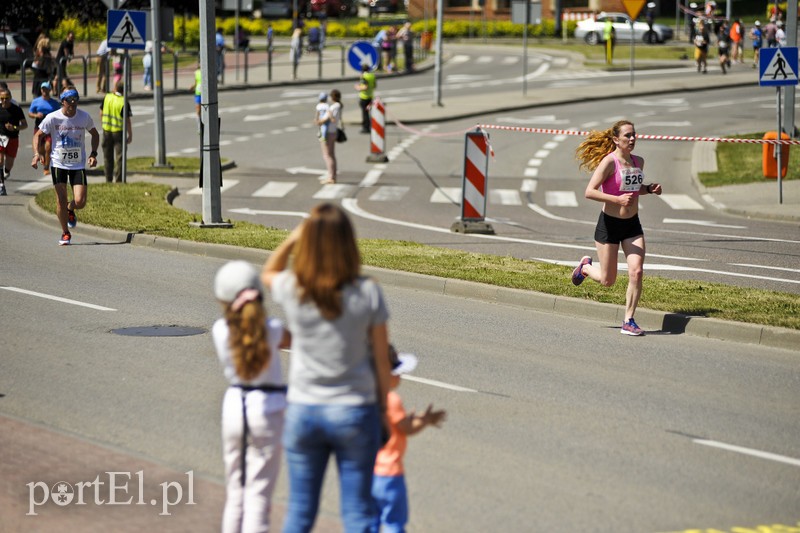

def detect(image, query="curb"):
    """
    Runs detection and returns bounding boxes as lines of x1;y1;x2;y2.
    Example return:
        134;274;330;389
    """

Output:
26;196;800;352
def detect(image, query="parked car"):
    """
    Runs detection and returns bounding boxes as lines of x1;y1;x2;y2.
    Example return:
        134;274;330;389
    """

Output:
574;12;673;45
307;0;357;17
368;0;399;15
0;32;34;75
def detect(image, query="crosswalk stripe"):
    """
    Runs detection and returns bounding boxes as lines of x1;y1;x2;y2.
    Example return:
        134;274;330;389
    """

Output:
659;194;704;210
312;183;357;199
187;179;240;195
490;189;522;205
502;57;519;65
431;187;462;204
520;179;537;193
369;186;409;201
524;168;539;177
16;178;51;192
476;56;493;63
545;191;578;207
252;181;297;198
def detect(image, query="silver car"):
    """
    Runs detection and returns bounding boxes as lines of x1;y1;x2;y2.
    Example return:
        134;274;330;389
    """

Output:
574;12;674;45
0;32;34;75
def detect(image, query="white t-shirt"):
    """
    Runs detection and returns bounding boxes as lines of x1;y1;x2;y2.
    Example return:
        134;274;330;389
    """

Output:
213;316;287;414
38;109;95;170
328;101;342;132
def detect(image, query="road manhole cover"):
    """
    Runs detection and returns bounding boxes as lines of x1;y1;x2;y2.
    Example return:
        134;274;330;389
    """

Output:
111;326;206;337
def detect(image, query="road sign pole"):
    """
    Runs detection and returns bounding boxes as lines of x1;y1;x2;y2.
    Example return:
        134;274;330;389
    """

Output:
776;86;783;204
151;0;168;168
122;52;129;183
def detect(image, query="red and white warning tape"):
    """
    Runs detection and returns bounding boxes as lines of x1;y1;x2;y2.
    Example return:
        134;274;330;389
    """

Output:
475;124;800;145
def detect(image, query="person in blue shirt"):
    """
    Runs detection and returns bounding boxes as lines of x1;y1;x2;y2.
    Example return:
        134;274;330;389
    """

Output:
215;28;226;83
28;82;60;176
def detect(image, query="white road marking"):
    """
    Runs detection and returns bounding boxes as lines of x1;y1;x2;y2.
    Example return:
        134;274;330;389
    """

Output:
360;168;385;187
533;150;550;158
662;218;747;229
1;287;116;311
520;179;537;193
188;179;239;195
286;166;327;176
228;208;308;218
369;186;409;201
312;183;357;199
402;375;478;393
693;438;800;468
545;191;578;207
252;181;297;198
490;189;522;205
431;187;462;203
523;168;539;177
730;263;800;274
658;194;704;210
243;111;290;122
527;158;543;166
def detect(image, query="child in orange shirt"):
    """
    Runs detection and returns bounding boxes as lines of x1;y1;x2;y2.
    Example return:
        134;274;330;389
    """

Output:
371;346;446;533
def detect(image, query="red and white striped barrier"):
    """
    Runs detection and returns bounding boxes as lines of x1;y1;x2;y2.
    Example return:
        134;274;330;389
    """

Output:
367;98;389;163
475;124;800;145
451;129;494;234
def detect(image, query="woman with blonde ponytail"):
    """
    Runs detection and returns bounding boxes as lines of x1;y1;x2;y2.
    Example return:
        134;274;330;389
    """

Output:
212;260;291;533
572;120;662;337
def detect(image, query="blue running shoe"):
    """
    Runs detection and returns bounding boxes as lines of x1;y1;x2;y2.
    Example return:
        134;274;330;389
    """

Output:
67;209;77;229
621;318;643;336
571;256;592;286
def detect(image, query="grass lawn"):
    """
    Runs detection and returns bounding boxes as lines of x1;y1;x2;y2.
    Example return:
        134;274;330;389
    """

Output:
35;182;800;330
699;132;800;187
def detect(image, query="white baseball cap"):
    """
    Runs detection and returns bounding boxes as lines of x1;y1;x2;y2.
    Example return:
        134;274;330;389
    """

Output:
214;261;263;302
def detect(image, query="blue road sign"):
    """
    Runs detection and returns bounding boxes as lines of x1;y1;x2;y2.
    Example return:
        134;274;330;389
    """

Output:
107;10;147;50
348;41;378;72
759;47;799;87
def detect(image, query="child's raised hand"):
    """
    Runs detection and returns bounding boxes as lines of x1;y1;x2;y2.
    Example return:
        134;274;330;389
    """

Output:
421;404;447;428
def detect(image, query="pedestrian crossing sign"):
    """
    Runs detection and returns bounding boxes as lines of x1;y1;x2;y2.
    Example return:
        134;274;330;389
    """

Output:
759;47;799;86
107;10;147;50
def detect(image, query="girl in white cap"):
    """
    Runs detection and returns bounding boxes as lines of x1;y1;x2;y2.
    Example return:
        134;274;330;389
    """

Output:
212;260;291;533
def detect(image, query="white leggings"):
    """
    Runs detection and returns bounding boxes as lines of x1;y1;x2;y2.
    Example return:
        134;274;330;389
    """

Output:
221;388;285;533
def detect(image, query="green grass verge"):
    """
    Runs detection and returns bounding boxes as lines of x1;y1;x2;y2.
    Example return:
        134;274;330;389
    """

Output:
699;132;800;187
95;157;222;175
35;182;800;330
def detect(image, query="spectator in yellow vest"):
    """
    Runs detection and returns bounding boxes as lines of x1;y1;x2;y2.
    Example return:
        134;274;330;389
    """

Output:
99;80;132;183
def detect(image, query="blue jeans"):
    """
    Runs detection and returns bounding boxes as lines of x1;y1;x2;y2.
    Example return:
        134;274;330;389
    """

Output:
371;474;408;533
282;403;381;533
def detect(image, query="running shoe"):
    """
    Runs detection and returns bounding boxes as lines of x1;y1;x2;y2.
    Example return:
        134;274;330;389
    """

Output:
571;256;592;286
621;318;644;336
67;208;77;229
0;185;6;196
59;231;71;246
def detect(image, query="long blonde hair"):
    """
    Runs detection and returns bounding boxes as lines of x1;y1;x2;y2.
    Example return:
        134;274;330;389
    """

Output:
225;298;270;381
575;120;633;172
293;203;361;320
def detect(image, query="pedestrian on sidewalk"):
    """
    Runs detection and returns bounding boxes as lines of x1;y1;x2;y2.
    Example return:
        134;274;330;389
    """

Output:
260;203;392;533
290;27;303;80
371;345;446;533
717;20;730;74
99;80;133;183
750;21;763;67
396;21;414;72
693;19;709;73
572;120;662;337
28;81;59;176
729;19;744;64
55;32;74;84
96;39;110;94
212;260;290;533
142;41;153;91
315;89;341;185
0;87;28;196
32;87;100;246
355;63;376;133
190;60;202;133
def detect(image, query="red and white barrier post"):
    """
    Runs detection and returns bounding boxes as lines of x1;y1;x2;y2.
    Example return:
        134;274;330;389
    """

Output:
451;128;494;234
367;97;389;163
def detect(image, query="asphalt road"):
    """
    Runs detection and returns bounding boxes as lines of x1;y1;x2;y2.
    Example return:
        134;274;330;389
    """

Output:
1;187;799;531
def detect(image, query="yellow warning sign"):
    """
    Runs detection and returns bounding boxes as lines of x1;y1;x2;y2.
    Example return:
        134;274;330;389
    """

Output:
622;0;646;20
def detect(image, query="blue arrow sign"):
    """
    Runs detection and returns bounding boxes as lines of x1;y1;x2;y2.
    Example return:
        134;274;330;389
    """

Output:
348;41;378;72
759;47;799;87
107;10;147;50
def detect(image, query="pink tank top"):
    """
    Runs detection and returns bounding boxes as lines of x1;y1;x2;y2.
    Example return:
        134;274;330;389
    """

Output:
601;154;643;197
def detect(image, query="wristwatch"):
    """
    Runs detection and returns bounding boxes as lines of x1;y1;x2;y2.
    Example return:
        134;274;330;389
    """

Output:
90;151;98;158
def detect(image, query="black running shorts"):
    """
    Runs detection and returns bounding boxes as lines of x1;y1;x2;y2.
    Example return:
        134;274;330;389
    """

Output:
594;212;644;245
51;167;88;187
